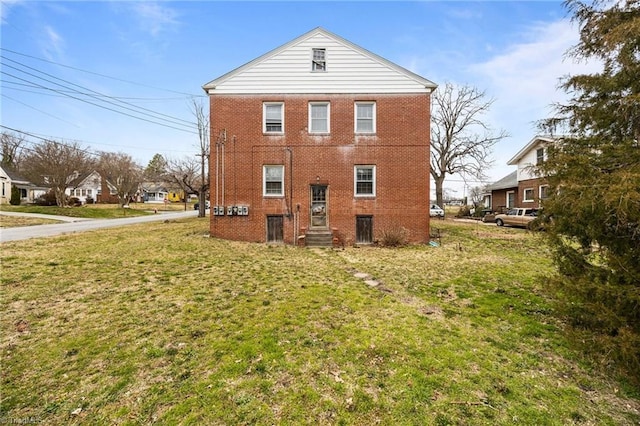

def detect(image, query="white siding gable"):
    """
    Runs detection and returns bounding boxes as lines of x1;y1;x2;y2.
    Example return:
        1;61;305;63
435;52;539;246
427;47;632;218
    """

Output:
507;136;556;181
516;143;543;181
203;28;436;95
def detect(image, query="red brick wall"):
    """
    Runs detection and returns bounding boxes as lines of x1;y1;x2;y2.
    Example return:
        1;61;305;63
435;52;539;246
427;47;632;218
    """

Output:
209;93;432;244
490;188;517;213
517;177;548;209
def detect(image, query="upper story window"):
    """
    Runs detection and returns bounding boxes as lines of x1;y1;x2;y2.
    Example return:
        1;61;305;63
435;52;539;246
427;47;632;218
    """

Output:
536;148;545;165
354;165;376;197
312;48;326;71
355;102;376;134
264;103;284;134
263;165;284;197
309;102;330;133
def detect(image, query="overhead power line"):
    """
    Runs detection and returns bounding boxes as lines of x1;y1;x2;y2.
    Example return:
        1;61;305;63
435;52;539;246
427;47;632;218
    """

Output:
3;81;193;101
0;47;205;98
1;56;199;133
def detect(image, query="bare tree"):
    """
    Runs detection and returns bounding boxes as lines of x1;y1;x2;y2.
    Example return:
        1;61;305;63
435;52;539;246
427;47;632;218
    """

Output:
468;185;485;208
21;139;94;207
1;131;26;170
190;99;210;218
165;155;201;204
97;152;143;207
430;83;508;207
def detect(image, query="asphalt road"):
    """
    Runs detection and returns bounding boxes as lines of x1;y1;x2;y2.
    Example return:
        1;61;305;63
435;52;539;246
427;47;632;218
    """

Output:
0;210;200;243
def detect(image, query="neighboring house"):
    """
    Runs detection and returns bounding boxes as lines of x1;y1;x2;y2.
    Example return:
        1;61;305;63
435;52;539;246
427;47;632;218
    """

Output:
65;170;119;204
486;135;556;211
66;172;96;204
484;171;518;212
507;135;555;209
142;183;169;203
0;165;48;204
202;27;437;245
167;189;185;203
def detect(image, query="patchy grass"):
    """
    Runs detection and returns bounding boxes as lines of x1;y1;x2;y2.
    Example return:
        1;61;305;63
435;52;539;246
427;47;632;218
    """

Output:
1;220;638;425
0;215;62;228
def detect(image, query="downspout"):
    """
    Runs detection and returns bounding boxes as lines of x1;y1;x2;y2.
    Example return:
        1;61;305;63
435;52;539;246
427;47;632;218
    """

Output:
215;138;219;208
221;129;226;208
233;135;237;205
287;146;293;218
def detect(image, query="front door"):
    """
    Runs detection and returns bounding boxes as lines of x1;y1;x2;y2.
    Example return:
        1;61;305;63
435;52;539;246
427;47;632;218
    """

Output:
310;185;328;228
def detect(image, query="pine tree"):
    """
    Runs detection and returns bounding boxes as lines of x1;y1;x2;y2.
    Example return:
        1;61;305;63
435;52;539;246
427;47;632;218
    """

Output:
539;0;640;383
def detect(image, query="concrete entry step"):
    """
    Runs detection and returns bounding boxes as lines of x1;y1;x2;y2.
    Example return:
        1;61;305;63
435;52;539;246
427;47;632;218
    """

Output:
304;229;333;247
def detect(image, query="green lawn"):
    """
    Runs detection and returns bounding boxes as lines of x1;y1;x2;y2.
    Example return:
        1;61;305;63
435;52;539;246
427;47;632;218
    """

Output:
0;204;155;219
1;219;638;425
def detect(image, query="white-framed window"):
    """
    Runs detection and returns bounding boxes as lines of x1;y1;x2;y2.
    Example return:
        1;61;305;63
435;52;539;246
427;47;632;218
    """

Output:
355;102;376;133
263;165;284;197
263;102;284;134
523;188;535;202
309;102;330;134
539;185;549;200
312;48;326;71
354;165;376;197
536;148;545;165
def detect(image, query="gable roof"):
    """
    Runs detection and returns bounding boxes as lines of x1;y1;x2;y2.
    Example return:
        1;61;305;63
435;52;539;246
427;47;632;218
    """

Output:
0;165;31;185
486;171;518;191
507;135;557;165
203;27;437;95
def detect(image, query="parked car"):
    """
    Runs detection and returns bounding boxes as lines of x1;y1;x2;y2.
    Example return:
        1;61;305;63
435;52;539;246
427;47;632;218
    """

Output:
495;208;539;228
194;200;211;210
430;204;445;218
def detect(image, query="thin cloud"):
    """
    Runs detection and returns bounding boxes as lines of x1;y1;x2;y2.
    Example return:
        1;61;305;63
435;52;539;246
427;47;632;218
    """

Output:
470;19;600;113
468;18;601;161
40;25;66;61
1;0;25;24
130;1;180;37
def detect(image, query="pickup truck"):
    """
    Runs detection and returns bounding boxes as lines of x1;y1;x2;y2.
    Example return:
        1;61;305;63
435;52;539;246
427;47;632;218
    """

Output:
495;208;539;228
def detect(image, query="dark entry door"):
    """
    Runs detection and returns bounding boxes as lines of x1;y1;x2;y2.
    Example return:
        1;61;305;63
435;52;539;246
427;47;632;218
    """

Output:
310;185;328;228
356;216;373;244
267;215;284;243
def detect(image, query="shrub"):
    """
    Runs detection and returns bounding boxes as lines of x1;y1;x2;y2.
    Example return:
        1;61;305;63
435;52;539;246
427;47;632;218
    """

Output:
9;185;21;205
456;205;471;217
35;191;57;206
69;197;82;207
378;224;409;247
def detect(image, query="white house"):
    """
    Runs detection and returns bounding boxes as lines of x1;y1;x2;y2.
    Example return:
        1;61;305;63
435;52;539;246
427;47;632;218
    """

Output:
0;165;48;204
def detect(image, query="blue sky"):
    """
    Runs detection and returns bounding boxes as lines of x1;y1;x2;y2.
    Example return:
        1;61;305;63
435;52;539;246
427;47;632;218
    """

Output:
1;1;596;198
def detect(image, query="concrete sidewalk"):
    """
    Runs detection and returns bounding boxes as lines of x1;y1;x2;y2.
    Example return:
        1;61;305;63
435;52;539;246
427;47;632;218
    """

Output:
0;211;93;222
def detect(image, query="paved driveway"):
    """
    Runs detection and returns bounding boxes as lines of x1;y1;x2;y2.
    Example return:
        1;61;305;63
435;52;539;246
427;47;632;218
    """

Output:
0;210;200;243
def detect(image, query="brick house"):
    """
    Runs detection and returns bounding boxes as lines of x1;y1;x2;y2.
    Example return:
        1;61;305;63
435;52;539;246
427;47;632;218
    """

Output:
486;135;555;212
202;28;437;245
484;170;517;213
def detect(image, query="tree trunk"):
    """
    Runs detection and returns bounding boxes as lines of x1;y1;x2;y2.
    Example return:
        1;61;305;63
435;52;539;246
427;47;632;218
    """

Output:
434;175;445;209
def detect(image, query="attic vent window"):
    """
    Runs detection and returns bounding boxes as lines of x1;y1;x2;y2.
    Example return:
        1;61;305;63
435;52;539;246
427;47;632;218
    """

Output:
312;48;326;71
